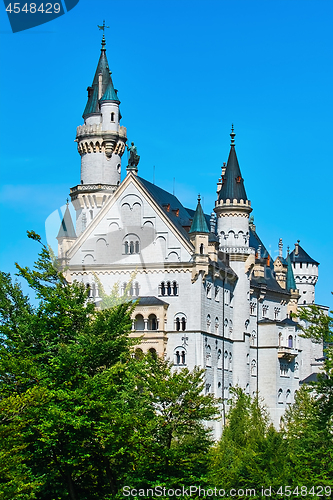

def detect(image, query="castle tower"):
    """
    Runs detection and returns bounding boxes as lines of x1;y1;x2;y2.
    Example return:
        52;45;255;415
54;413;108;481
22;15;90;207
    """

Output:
289;241;319;305
70;34;127;235
214;127;254;388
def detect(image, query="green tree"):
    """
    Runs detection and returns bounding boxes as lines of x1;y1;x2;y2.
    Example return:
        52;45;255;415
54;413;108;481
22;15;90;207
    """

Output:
209;388;287;497
123;355;220;492
283;302;333;487
0;233;141;499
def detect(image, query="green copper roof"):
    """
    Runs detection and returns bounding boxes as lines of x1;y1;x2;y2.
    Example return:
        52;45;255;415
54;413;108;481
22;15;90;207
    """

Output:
218;127;248;202
83;40;113;117
100;78;120;103
286;254;296;291
189;196;209;234
57;205;76;239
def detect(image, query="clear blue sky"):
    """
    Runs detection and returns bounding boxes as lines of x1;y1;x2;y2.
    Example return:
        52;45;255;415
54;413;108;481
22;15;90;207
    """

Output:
0;0;332;308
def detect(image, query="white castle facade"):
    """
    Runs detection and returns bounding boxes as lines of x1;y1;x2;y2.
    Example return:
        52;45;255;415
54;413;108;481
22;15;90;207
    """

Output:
57;36;323;436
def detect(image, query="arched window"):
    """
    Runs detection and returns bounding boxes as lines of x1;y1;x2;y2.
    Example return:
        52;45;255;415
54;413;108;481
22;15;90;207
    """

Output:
123;235;140;255
217;349;222;369
134;282;140;297
111;112;115;122
160;282;165;296
278;332;282;346
148;347;157;359
135;314;144;331
175;314;186;331
215;317;219;335
278;388;283;403
86;283;92;297
286;389;291;404
206;345;212;367
224;350;228;370
229;352;232;371
288;335;293;348
200;243;204;255
167;281;172;296
174;347;186;365
207;315;211;332
148;314;157;331
251;359;257;376
246;353;250;365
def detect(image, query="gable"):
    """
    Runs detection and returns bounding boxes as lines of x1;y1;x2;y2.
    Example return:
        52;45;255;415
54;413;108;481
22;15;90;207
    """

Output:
67;175;194;267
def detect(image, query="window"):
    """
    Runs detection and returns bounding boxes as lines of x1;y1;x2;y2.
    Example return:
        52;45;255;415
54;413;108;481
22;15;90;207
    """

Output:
206;282;212;299
111;112;115;122
262;305;269;318
159;281;178;296
175;314;186;331
250;302;256;314
274;307;280;320
288;335;293;348
278;388;283;403
148;347;157;359
134;314;144;331
200;243;204;255
215;286;220;302
123;235;140;254
224;350;229;370
246;353;250;365
217;349;222;369
207;315;211;333
174;347;186;365
251;359;257;376
251;331;256;346
229;352;232;371
206;345;212;367
148;314;158;331
286;389;291;404
215;317;219;335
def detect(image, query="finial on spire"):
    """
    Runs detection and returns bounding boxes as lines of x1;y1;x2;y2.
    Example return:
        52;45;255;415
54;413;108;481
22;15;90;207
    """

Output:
230;124;235;146
98;20;109;50
66;198;69;206
198;194;201;203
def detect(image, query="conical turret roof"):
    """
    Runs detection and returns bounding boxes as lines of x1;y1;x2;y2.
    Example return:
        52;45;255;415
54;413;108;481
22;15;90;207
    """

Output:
218;127;248;202
57;205;76;239
83;35;113;117
100;77;120;103
189;196;209;234
289;242;319;265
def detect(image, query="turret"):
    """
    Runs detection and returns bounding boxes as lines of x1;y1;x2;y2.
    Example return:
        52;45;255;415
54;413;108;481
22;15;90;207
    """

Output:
289;241;319;305
214;126;253;253
189;195;210;281
70;33;127;234
286;252;300;316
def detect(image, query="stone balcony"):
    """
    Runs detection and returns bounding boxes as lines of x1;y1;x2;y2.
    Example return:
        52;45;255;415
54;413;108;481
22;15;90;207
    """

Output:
277;346;298;360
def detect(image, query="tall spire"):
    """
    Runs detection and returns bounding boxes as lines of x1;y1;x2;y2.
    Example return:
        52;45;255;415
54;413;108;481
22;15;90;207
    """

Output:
83;30;112;118
218;126;247;202
189;195;209;234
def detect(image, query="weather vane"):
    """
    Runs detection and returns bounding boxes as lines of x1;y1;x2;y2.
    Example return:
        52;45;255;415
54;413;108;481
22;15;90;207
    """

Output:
98;20;109;32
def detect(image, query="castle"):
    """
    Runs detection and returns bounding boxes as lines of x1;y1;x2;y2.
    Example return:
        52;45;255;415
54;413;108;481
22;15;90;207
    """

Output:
57;35;323;436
